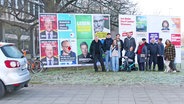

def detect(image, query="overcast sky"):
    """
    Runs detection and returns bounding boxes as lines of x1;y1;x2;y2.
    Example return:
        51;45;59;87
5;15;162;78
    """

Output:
134;0;182;16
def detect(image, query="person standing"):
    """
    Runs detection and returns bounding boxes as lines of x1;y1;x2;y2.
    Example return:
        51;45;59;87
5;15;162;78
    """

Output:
164;39;180;72
110;39;120;72
90;36;105;72
124;32;136;70
103;33;113;71
149;38;159;71
115;34;124;70
136;41;147;71
157;38;164;71
142;38;150;71
124;32;136;52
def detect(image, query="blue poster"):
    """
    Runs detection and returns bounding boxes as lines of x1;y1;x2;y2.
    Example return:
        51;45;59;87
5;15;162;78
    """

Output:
136;16;147;32
58;14;76;39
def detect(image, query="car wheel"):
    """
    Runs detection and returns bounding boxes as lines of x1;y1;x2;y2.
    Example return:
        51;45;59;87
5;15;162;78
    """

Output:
0;81;5;98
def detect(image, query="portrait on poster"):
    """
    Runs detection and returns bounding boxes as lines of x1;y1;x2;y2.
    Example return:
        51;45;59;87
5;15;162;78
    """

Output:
59;39;77;65
93;15;110;39
40;40;59;66
77;40;93;64
40;14;58;39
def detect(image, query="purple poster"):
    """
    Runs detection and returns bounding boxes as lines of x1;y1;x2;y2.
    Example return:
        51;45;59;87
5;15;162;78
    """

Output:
148;33;159;43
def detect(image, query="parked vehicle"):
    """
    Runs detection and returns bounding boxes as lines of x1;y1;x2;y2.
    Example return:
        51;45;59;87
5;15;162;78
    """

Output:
0;42;30;98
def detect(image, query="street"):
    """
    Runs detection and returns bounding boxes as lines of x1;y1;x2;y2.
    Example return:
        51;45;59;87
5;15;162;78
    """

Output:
1;84;184;104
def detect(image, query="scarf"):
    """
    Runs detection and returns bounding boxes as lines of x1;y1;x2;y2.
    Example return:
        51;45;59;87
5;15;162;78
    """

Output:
137;43;145;54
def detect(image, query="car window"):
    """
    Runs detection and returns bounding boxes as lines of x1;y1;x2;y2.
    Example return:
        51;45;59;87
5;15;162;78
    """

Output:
1;45;24;58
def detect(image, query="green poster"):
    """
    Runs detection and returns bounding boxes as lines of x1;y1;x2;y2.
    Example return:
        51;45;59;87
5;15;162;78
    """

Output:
76;15;92;39
77;39;93;64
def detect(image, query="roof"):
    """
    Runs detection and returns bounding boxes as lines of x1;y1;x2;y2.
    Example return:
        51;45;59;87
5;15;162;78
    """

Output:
0;42;14;47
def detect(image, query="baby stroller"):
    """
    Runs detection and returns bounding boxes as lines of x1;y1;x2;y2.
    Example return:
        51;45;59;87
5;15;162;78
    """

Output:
120;56;138;72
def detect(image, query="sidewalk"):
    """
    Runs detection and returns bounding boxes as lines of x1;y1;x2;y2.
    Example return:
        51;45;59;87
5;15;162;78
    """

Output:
1;84;184;104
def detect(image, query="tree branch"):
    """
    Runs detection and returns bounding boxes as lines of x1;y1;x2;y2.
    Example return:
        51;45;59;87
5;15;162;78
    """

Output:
57;0;78;12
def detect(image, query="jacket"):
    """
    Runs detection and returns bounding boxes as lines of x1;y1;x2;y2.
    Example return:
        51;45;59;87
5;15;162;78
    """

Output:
103;38;113;51
158;43;164;56
124;37;136;52
149;43;159;55
90;40;104;58
137;44;147;63
125;51;135;61
110;45;120;58
164;44;175;61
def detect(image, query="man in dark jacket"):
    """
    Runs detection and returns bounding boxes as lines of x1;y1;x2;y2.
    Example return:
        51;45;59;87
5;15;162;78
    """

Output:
103;33;113;71
149;38;159;71
157;38;164;71
124;32;136;52
142;38;150;71
124;32;135;70
90;36;105;72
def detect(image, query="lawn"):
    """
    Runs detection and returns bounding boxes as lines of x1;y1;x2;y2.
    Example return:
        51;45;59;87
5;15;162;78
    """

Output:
30;67;184;86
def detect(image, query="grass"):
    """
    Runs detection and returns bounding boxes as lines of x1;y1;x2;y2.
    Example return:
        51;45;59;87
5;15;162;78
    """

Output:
30;67;184;86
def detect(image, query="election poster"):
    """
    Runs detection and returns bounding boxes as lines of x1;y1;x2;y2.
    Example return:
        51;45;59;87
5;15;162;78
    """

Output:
76;15;93;39
40;40;59;66
77;39;93;64
93;14;110;39
119;15;181;63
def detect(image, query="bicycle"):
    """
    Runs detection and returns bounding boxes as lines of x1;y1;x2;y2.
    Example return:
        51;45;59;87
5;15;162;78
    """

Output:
27;56;44;74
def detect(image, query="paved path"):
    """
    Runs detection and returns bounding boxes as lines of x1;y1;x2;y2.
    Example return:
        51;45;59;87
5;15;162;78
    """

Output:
1;84;184;104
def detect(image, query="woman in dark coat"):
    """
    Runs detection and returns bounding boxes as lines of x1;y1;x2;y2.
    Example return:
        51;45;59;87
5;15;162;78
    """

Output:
136;41;147;71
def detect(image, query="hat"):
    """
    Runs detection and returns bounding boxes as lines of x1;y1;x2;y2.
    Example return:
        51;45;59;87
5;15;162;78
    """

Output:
142;38;146;41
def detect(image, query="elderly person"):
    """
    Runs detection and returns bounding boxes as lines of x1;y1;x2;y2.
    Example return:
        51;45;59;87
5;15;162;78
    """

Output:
136;41;147;71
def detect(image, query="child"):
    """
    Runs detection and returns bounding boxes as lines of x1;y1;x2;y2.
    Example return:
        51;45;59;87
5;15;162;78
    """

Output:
110;39;120;72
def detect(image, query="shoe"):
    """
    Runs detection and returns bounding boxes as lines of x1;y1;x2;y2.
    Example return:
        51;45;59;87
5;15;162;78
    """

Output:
176;70;180;72
173;70;177;73
127;70;131;72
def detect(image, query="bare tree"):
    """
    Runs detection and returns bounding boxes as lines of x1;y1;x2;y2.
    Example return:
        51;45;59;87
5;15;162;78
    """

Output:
0;0;138;53
0;0;137;29
54;0;138;27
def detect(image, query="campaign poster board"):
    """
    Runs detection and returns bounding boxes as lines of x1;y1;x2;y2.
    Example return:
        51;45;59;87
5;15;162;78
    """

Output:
39;13;110;67
119;15;181;63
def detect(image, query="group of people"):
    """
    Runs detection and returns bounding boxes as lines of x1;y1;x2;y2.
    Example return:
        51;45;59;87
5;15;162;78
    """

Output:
90;32;135;72
90;32;179;73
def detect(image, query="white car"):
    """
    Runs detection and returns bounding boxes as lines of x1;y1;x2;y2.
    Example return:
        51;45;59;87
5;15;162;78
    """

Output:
0;42;30;98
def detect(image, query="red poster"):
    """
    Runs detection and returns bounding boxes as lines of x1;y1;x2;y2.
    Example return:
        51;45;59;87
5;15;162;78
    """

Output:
171;34;181;48
39;14;57;32
40;40;58;58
